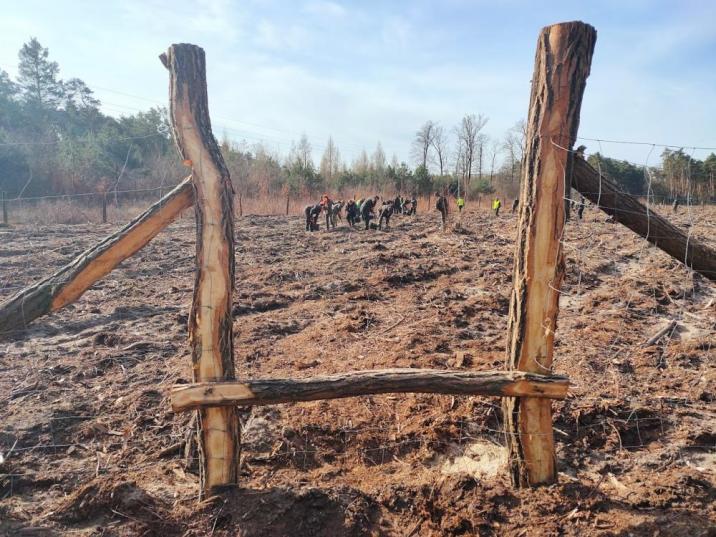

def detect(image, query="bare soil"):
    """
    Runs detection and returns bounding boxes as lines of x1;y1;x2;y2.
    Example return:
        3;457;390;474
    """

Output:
1;204;714;536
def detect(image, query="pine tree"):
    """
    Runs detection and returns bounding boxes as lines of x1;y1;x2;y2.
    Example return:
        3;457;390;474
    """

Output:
17;37;63;108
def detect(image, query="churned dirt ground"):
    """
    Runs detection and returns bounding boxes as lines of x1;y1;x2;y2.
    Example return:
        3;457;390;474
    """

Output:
1;203;714;536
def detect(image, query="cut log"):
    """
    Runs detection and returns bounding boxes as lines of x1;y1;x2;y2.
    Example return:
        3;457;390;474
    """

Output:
170;369;570;412
0;178;193;336
503;21;596;488
572;157;716;281
161;43;240;493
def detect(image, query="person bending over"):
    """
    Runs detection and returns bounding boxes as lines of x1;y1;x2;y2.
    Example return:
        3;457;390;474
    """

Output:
361;196;380;230
304;203;322;231
378;200;394;230
329;200;344;229
345;200;359;227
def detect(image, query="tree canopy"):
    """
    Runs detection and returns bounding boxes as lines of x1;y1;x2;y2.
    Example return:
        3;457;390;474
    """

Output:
1;38;712;204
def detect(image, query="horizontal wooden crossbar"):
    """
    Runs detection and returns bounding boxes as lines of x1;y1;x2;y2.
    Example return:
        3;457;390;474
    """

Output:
170;368;570;412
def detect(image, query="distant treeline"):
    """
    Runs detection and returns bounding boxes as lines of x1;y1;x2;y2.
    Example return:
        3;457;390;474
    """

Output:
587;150;716;202
1;38;713;203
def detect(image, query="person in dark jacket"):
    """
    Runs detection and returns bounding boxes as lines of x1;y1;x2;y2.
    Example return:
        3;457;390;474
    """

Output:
328;200;344;229
379;200;394;230
435;192;448;229
304;203;322;231
577;196;586;220
361;196;380;230
345;200;359;227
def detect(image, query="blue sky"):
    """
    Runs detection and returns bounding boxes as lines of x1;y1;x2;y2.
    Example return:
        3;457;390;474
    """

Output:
1;0;715;167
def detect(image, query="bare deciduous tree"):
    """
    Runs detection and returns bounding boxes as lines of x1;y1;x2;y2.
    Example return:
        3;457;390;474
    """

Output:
372;142;386;185
296;134;313;170
412;120;436;169
503;119;526;183
353;149;370;176
431;124;449;176
476;133;488;182
320;136;341;185
488;139;501;185
454;113;488;189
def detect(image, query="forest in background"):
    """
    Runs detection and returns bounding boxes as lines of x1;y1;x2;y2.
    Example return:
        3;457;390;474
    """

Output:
1;38;714;204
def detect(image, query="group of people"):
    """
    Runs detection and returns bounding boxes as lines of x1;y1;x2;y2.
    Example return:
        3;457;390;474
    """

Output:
434;193;505;229
304;194;418;232
305;191;587;233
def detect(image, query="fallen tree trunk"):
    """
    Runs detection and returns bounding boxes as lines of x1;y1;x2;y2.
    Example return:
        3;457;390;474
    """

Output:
0;178;194;335
572;157;716;281
171;369;570;412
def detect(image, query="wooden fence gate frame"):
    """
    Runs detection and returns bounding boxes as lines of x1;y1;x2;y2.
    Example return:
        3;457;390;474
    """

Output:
162;21;596;494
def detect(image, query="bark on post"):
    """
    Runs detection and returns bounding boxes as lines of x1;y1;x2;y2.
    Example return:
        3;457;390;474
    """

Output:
0;178;193;335
161;44;240;493
571;157;716;281
503;21;596;487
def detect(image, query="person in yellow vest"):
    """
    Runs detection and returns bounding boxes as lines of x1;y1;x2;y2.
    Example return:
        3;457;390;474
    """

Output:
456;196;465;213
492;198;501;216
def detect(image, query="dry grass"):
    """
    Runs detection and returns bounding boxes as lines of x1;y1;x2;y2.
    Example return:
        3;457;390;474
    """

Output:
3;198;158;225
5;190;714;230
4;191;520;225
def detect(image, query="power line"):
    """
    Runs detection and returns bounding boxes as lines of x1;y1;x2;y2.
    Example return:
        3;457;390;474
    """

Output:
90;84;387;156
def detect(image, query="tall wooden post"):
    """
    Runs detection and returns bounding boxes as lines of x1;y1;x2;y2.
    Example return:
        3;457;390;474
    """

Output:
102;193;107;224
2;191;7;225
161;44;240;493
503;21;596;487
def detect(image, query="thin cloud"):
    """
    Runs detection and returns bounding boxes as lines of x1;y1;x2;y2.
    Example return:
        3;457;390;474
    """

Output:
303;1;347;18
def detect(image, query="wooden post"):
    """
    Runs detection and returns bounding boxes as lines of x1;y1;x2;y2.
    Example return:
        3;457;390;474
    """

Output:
161;44;240;493
503;21;596;487
101;193;107;224
2;191;7;225
285;192;290;215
